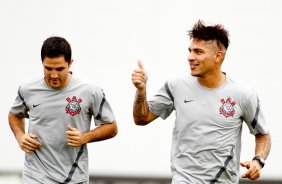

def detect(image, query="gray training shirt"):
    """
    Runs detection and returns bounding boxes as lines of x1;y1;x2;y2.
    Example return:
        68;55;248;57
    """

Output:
148;74;268;184
10;75;115;184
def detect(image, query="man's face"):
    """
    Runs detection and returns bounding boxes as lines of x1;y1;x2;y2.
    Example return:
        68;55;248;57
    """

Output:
43;56;72;89
188;39;220;77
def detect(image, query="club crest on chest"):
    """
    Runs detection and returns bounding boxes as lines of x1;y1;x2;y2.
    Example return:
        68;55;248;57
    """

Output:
219;97;236;118
66;96;82;116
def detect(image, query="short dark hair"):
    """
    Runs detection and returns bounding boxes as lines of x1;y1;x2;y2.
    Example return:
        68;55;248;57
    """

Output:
188;20;230;49
41;36;72;63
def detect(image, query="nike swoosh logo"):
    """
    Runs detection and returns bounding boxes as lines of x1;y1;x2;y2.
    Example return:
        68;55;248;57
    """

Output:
33;104;41;107
184;100;194;103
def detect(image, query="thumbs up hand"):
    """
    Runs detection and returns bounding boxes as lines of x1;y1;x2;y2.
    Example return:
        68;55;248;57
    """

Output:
132;60;148;91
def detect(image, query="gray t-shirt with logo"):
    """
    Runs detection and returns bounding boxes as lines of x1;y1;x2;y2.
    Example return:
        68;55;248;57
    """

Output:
10;75;115;184
148;74;268;184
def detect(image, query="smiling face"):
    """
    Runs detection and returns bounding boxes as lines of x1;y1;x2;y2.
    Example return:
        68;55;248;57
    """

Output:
188;39;223;78
43;56;73;89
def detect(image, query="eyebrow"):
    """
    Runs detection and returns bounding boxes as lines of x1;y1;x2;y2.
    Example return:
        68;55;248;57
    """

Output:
45;66;66;70
188;47;204;52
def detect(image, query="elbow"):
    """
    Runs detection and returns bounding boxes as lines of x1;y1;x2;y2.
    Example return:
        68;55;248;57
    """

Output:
111;127;118;138
109;121;118;138
134;118;149;126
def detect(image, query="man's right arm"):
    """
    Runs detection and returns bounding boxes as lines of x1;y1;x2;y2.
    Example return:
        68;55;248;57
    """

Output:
132;60;158;125
8;112;41;153
133;89;158;125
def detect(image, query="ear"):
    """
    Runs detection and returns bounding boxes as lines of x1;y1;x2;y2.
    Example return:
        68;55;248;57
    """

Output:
68;59;74;68
215;51;224;63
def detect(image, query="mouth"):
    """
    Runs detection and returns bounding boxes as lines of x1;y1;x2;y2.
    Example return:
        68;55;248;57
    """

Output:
190;63;199;70
50;79;59;84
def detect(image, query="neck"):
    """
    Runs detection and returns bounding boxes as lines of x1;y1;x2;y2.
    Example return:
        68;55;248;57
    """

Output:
197;72;225;88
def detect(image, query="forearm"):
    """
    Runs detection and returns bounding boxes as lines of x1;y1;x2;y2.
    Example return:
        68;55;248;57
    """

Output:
255;133;271;160
133;89;150;125
8;112;25;142
81;121;118;143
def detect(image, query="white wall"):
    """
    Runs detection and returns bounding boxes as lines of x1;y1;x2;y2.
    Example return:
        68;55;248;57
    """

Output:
1;0;281;180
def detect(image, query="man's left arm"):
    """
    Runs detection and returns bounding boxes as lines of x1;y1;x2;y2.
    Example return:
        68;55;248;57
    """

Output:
240;133;271;180
66;120;118;147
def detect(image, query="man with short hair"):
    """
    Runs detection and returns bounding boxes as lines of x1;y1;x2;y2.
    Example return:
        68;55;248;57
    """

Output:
131;20;271;183
9;36;118;184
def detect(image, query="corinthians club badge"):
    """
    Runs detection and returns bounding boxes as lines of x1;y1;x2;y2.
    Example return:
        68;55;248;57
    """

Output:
66;96;82;116
219;97;236;118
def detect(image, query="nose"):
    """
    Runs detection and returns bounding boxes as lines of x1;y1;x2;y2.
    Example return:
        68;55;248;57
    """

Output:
50;71;58;78
188;52;195;62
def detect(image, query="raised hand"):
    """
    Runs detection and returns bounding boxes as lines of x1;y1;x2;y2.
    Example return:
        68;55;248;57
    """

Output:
132;60;148;91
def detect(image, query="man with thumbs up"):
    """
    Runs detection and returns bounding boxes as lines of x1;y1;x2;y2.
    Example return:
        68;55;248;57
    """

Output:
131;20;271;184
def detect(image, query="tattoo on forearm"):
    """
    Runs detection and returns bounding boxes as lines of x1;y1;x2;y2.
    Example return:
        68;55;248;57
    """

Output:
134;92;148;120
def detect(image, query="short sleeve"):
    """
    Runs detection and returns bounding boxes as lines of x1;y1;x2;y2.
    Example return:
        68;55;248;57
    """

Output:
90;86;115;126
243;91;268;135
9;86;29;118
148;81;175;120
